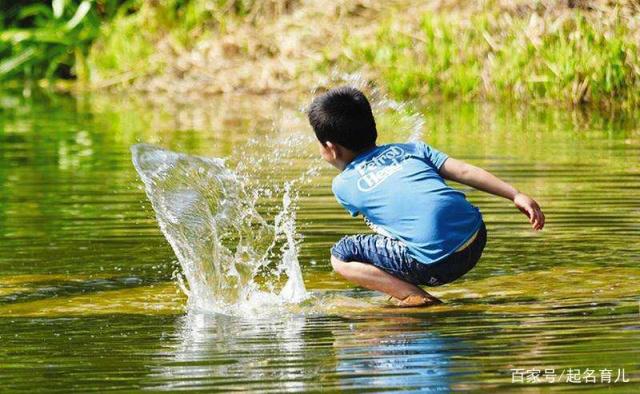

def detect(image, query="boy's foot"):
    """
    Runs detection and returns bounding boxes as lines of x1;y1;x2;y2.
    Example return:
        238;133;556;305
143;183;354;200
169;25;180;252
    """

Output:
391;294;443;308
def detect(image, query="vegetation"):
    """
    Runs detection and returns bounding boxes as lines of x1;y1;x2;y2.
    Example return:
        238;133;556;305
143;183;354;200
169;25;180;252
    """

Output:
0;1;131;83
339;3;640;107
86;0;276;87
87;0;306;92
3;1;640;108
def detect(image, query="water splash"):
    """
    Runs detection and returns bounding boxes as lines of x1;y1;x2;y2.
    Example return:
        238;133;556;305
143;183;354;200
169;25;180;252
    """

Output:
131;72;426;315
132;143;308;315
311;71;426;141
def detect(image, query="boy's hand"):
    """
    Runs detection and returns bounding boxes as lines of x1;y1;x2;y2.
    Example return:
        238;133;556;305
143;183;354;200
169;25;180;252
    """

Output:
513;193;545;230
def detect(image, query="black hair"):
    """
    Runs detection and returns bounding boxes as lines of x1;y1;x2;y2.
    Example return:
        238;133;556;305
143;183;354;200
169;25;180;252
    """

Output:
307;86;377;151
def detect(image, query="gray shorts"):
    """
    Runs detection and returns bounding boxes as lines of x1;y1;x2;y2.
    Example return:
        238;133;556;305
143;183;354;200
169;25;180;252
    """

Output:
331;222;486;286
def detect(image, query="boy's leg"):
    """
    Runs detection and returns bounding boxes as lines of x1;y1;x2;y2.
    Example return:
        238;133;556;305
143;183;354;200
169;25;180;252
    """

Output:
331;255;441;306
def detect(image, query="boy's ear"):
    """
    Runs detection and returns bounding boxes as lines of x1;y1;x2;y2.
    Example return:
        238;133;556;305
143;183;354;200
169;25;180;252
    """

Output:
325;141;339;160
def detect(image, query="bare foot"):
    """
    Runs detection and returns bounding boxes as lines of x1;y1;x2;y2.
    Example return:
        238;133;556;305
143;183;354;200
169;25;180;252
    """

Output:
392;294;443;308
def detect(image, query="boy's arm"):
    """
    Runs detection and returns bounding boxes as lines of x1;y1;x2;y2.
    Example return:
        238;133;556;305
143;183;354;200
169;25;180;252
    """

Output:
439;157;545;231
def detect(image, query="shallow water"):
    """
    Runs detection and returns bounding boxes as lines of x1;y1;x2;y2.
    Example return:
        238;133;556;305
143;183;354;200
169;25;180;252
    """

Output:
0;90;639;392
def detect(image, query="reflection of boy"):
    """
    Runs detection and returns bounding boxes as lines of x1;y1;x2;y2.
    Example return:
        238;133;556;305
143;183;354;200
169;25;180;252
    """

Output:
307;87;545;307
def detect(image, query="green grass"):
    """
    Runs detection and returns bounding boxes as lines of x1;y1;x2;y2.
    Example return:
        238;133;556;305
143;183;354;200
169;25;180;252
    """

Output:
87;4;164;84
5;1;640;108
87;0;280;84
0;0;270;84
338;7;640;108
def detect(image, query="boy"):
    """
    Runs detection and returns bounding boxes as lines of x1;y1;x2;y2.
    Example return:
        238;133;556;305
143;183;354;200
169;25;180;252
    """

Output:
307;86;545;307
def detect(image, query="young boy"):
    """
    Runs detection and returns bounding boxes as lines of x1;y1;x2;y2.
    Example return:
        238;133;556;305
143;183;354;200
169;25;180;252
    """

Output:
307;86;545;307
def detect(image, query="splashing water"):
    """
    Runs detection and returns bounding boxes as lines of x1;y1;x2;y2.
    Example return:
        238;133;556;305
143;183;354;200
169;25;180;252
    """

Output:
131;144;308;315
311;71;426;141
132;73;428;315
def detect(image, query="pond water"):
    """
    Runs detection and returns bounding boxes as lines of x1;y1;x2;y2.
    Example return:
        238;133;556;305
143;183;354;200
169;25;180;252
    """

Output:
0;88;638;392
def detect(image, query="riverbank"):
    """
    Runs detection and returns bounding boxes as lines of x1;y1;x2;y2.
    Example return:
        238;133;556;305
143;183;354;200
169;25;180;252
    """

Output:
336;1;640;108
5;1;640;108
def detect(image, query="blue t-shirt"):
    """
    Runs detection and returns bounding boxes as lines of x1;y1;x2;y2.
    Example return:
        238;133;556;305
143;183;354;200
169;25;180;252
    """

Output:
332;142;482;265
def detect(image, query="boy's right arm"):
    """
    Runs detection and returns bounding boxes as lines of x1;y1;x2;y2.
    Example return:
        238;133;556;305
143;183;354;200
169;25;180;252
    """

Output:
439;157;545;231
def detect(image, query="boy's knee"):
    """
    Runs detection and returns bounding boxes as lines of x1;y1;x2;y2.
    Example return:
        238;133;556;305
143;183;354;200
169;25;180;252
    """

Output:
330;255;348;275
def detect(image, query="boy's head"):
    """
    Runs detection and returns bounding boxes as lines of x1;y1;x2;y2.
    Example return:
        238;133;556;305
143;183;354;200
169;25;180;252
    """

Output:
307;86;377;157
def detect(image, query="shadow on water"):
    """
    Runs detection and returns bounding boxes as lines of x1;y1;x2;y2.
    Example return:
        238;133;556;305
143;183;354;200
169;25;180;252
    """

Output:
0;275;156;305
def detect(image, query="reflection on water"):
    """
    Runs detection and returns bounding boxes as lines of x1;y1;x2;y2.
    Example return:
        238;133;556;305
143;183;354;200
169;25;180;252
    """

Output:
149;310;459;392
150;312;312;391
333;318;453;392
0;89;638;391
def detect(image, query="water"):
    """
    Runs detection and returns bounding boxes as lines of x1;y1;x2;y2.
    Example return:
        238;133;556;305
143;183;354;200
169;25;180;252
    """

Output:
129;76;421;315
0;88;639;392
131;143;307;314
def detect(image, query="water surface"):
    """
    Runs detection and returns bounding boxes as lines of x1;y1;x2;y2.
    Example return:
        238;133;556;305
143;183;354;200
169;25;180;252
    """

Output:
0;90;638;392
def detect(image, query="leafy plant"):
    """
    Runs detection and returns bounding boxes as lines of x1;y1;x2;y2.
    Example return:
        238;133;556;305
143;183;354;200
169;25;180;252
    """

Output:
0;1;128;82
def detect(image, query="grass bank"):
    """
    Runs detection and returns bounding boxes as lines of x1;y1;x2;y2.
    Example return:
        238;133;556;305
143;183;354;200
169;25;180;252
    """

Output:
87;0;372;95
336;1;640;108
5;1;640;108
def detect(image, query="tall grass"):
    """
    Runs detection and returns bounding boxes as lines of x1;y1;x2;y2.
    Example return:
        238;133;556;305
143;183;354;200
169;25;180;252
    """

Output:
4;0;640;108
339;5;640;107
88;0;296;86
